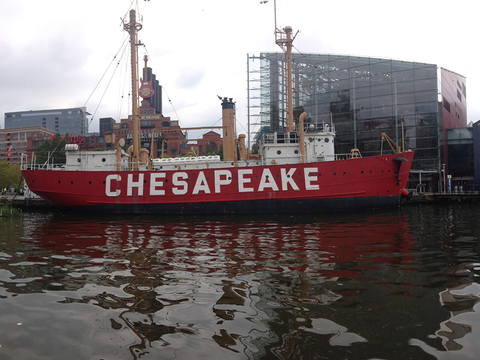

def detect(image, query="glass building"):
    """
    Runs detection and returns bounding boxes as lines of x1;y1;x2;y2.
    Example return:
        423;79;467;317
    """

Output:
247;53;467;191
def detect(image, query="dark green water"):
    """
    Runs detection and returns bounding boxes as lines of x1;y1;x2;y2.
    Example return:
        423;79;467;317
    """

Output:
1;205;480;359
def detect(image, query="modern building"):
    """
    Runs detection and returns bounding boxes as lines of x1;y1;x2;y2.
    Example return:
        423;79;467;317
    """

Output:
0;126;56;163
4;107;89;136
247;53;467;192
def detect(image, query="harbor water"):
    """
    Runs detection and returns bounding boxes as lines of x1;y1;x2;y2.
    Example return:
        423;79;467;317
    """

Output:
1;205;480;359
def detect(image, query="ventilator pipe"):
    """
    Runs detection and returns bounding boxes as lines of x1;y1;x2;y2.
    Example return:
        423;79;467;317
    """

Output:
127;145;134;170
299;112;307;163
116;145;122;172
238;134;246;161
140;148;149;166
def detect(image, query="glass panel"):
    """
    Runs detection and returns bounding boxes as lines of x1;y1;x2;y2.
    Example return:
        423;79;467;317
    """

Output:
395;81;415;93
331;79;350;91
397;104;416;116
329;56;350;70
396;92;415;105
393;70;414;82
415;91;437;103
414;66;436;80
414;79;437;91
349;57;370;68
371;84;392;96
415;102;437;113
329;69;349;80
371;95;393;107
354;86;371;99
371;105;393;118
392;61;414;72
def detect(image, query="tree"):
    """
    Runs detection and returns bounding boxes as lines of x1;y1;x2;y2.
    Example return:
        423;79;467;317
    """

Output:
35;134;70;165
0;160;22;190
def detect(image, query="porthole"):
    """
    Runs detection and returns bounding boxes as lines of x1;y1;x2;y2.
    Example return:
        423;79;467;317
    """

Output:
294;150;299;154
77;158;81;163
343;172;346;175
317;138;322;142
325;138;329;143
277;150;282;155
89;181;92;185
369;170;372;174
71;181;73;184
361;171;364;174
318;173;321;177
102;158;106;162
333;172;336;176
58;181;61;184
228;177;232;180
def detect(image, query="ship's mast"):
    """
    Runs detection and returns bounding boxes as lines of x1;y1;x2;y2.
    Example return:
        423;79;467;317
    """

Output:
273;0;297;133
124;9;142;171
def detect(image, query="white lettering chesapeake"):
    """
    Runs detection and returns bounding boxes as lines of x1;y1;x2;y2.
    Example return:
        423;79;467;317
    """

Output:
238;169;254;193
214;170;232;193
280;168;299;191
304;167;319;190
150;173;166;196
172;172;188;195
258;168;279;191
127;173;144;196
106;174;121;197
193;171;211;194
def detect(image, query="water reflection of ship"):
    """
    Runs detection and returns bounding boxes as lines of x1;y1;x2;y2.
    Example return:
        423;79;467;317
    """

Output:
8;211;418;357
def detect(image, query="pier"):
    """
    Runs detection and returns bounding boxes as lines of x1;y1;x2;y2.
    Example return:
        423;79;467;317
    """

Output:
1;195;51;210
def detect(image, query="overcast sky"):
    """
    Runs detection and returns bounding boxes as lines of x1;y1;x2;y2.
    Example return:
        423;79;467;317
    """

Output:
1;0;479;139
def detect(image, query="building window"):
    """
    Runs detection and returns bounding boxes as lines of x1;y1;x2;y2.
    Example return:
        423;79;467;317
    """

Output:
443;97;451;113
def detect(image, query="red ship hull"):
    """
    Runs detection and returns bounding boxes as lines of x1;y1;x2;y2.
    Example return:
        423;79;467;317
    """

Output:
22;151;414;214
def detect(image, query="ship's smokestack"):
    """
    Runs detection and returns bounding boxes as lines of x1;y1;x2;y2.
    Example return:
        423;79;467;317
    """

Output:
222;97;235;162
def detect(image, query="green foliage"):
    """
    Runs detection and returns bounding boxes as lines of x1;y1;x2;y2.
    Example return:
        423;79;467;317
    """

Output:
0;204;20;216
35;133;70;165
93;147;105;151
205;145;223;160
0;160;22;189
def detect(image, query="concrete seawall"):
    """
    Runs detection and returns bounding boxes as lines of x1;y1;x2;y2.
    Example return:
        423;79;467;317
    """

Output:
406;193;480;205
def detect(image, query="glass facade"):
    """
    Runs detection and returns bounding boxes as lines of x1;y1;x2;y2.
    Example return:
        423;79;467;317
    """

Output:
250;53;440;172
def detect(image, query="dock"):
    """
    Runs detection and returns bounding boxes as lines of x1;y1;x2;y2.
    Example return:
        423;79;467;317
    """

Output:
1;195;51;210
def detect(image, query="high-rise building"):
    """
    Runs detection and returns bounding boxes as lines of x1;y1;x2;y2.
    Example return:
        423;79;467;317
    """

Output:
4;107;89;136
247;53;467;192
